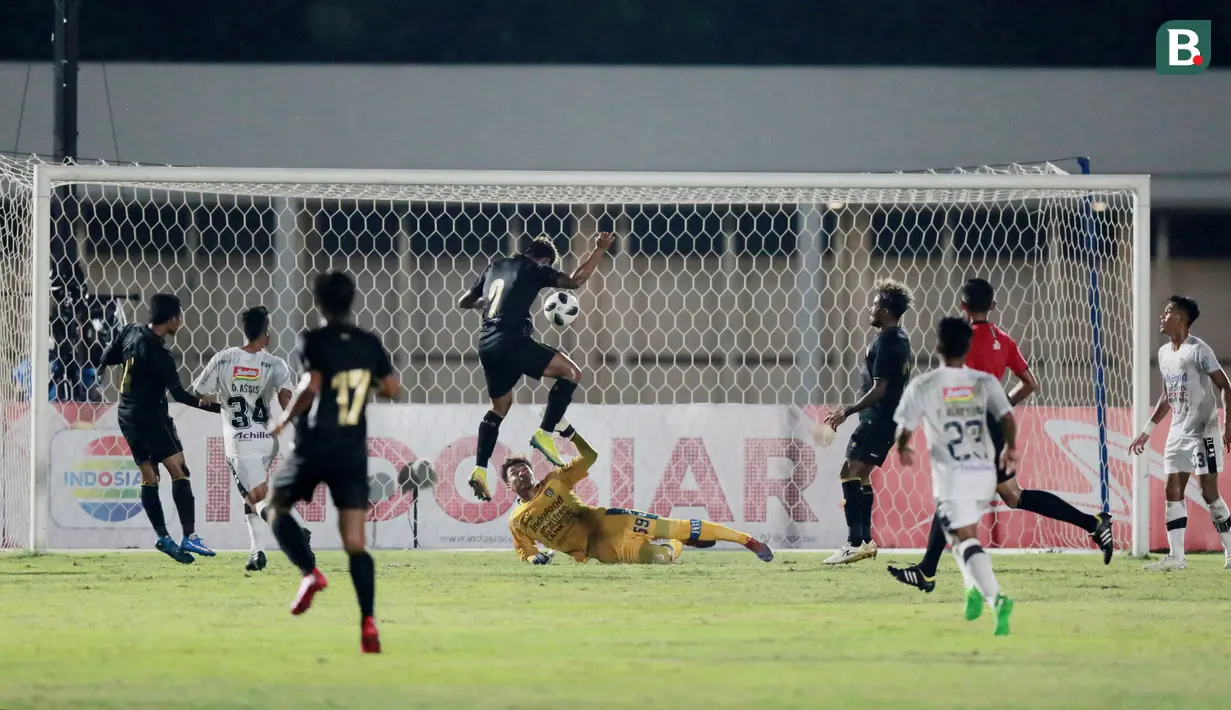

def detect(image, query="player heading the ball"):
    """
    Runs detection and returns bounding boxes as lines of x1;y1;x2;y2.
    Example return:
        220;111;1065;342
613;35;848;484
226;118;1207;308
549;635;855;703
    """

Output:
266;270;402;653
190;305;311;573
504;418;774;565
457;232;614;503
1130;295;1231;571
894;316;1016;636
823;279;914;565
99;293;223;564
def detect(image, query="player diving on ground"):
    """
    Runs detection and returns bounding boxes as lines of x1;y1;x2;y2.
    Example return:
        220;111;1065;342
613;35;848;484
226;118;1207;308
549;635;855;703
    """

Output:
503;420;774;565
457;232;614;502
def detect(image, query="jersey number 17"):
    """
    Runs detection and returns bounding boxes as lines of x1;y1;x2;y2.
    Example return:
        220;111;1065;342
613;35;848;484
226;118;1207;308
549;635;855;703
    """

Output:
331;369;371;426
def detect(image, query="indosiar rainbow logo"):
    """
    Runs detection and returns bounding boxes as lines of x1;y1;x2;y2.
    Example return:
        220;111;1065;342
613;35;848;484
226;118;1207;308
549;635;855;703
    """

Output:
63;435;144;522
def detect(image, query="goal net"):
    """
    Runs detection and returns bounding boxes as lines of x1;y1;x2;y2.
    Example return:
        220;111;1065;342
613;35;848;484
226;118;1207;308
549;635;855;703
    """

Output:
1;157;1154;554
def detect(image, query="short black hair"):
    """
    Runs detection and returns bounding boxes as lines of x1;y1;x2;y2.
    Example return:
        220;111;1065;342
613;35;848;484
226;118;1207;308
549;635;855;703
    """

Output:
241;306;269;342
500;454;532;484
937;316;974;359
148;293;182;325
1168;295;1200;325
313;270;356;319
875;279;913;318
960;278;995;313
522;235;559;263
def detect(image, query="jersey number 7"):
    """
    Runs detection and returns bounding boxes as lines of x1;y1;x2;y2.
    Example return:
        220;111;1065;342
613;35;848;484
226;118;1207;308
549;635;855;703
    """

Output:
331;369;372;426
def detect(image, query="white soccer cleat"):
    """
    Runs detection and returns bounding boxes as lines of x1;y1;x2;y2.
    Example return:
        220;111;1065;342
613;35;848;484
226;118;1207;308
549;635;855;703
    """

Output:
1143;555;1188;572
823;542;875;565
1225;550;1231;570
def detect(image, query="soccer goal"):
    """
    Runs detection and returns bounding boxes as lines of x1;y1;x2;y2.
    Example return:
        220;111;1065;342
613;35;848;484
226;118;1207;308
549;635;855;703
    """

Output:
0;157;1153;555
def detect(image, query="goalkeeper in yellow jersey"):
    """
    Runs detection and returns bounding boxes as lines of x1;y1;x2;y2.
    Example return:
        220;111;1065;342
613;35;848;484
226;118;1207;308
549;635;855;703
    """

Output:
504;422;774;565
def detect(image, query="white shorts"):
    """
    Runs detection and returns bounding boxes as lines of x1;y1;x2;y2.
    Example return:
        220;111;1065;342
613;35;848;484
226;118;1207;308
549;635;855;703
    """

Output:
227;451;275;496
1163;434;1223;476
935;496;993;531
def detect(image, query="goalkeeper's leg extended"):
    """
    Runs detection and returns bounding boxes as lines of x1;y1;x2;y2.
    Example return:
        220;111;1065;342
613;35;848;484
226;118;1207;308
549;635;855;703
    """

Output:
594;509;773;562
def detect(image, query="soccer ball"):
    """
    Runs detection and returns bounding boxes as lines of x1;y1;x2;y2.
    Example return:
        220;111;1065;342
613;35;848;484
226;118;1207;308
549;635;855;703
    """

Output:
543;291;580;327
398;459;437;492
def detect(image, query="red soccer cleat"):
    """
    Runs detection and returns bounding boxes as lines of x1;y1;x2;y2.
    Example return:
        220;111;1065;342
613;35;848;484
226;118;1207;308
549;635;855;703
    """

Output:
290;568;328;616
361;616;381;654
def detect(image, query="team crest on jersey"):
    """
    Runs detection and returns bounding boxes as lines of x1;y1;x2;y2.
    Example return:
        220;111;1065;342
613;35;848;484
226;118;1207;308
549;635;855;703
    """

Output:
544;489;555;498
943;386;974;403
232;366;260;381
993;340;1001;351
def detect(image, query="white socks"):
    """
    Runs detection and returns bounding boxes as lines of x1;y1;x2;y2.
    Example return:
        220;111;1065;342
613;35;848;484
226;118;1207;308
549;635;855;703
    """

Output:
954;538;1000;605
244;511;262;554
1166;500;1188;559
1209;497;1231;553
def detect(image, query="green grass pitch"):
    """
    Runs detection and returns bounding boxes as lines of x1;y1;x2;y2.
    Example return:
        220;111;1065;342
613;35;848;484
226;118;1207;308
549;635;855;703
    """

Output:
1;550;1229;709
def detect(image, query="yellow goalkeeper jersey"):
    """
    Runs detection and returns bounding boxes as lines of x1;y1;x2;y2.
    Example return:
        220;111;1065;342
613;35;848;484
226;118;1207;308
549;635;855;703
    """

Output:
508;434;599;562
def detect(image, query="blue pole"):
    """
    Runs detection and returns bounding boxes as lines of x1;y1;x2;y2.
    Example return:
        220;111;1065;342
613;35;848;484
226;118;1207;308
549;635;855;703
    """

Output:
1078;156;1111;515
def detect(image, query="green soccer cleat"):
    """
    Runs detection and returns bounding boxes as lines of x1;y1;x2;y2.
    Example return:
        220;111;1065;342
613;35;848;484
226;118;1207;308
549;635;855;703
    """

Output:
994;594;1014;636
964;586;984;621
530;430;566;467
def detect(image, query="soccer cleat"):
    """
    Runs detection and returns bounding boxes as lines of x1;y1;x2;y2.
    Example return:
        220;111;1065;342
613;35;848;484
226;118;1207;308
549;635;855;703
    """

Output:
744;537;774;562
1225;550;1231;570
823;543;861;565
361;616;381;654
290;568;328;615
663;539;684;562
1143;555;1188;571
468;466;492;502
993;594;1014;636
530;430;566;467
887;563;936;593
1090;513;1114;565
155;536;195;564
180;534;216;557
860;541;879;560
245;550;267;572
964;587;984;621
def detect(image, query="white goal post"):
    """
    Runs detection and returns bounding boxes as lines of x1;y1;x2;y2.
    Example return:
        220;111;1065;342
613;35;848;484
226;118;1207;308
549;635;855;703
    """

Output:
3;161;1152;555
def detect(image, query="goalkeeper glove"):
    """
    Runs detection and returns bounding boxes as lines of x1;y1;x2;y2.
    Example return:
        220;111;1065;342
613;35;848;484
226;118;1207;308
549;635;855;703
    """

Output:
532;550;555;565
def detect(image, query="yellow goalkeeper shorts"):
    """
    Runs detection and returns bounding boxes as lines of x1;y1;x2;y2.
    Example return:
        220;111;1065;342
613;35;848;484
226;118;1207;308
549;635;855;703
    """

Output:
585;508;659;564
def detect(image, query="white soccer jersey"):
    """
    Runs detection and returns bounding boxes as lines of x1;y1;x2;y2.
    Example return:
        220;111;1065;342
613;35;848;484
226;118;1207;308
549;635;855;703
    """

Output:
1158;335;1223;440
191;347;295;458
893;366;1013;500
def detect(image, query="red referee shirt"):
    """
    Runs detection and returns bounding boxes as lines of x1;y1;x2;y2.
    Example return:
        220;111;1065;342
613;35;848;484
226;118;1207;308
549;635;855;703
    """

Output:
966;321;1029;380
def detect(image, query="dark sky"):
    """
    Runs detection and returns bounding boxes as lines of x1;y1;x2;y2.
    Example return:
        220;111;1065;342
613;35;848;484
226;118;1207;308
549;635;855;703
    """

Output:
2;0;1226;66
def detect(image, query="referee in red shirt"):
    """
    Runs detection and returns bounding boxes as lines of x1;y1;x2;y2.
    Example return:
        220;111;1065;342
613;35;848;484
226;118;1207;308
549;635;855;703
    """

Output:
889;278;1114;593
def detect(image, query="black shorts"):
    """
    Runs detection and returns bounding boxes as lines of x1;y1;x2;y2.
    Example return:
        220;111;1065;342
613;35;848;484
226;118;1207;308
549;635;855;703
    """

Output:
478;332;558;399
117;410;183;466
987;413;1013;483
272;440;369;511
845;416;897;467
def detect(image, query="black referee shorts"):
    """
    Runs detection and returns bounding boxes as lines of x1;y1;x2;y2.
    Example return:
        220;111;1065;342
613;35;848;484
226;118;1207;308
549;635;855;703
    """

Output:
986;413;1014;483
117;410;184;467
272;440;370;511
478;332;559;399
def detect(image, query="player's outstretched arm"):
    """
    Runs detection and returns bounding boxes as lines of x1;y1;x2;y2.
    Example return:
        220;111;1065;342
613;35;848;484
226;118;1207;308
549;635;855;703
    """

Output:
99;331;125;370
156;348;221;413
549;428;600;487
1130;393;1172;455
270;372;320;436
555;232;614;289
510;521;552;563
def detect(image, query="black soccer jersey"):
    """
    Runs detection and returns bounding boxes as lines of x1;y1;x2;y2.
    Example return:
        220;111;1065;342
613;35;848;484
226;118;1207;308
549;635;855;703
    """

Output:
465;255;564;337
859;326;913;422
100;323;210;415
294;323;394;448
